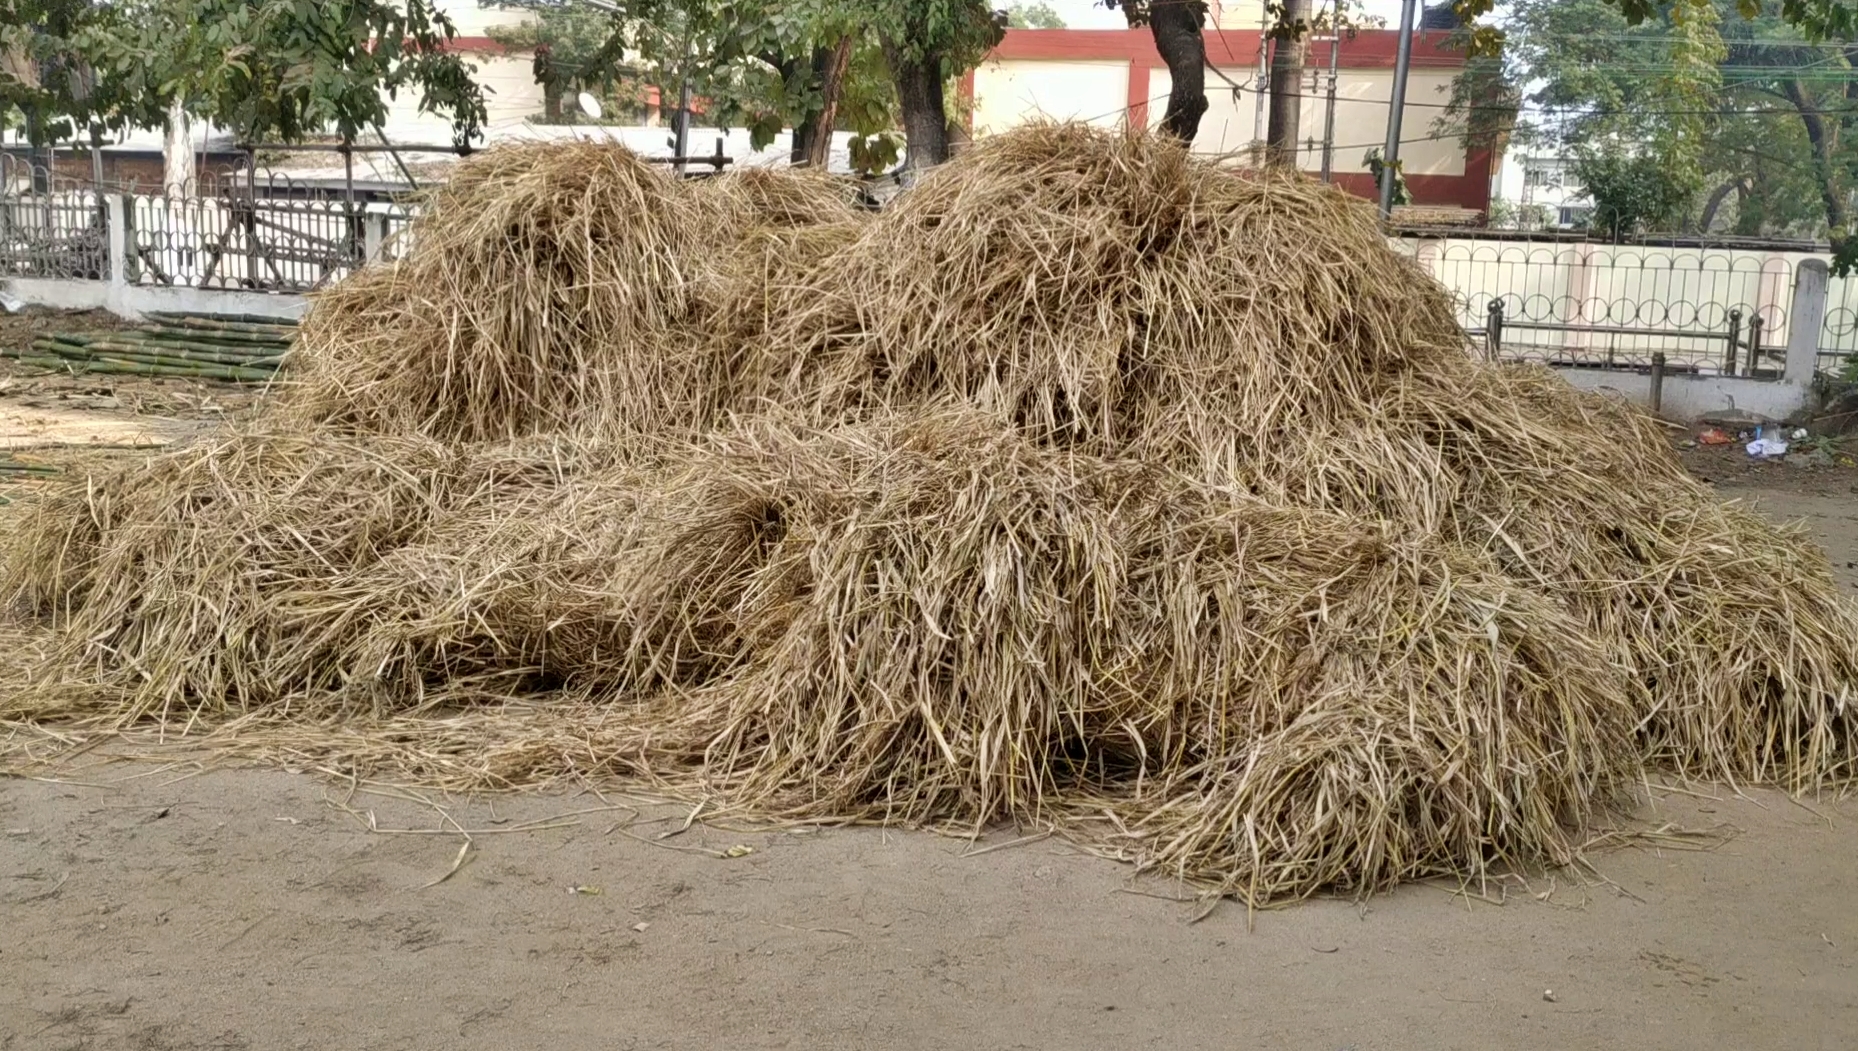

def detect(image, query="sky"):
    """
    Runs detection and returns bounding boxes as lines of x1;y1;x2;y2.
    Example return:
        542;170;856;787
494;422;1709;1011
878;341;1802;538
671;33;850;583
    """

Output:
1044;0;1418;31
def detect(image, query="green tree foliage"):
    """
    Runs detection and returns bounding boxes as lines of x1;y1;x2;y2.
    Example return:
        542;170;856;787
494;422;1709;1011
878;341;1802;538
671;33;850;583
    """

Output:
1449;0;1858;270
1485;198;1551;230
1441;0;1719;194
1572;146;1697;236
869;0;1005;171
192;0;488;147
486;0;1002;174
1005;2;1064;29
485;4;638;122
1712;5;1858;253
1620;0;1856;39
0;0;133;147
489;0;833;147
4;1;489;149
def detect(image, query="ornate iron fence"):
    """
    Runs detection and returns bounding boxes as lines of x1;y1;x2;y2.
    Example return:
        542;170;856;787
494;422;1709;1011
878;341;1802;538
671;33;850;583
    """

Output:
1;141;733;295
1817;275;1858;376
1394;229;1802;376
0;158;108;280
124;166;392;292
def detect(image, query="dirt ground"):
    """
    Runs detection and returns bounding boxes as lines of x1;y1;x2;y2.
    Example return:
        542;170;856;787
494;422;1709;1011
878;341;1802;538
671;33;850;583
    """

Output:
2;325;1856;1050
0;308;267;447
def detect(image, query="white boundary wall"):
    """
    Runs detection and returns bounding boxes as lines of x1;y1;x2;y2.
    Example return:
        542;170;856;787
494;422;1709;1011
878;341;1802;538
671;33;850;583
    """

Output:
4;196;305;320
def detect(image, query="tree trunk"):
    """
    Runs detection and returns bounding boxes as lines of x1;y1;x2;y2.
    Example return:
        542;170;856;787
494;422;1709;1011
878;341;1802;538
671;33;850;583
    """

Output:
806;36;856;170
1698;175;1750;234
1781;78;1848;242
24;106;50;193
88;124;103;191
163;97;195;197
946;116;972;150
1150;0;1209;142
543;82;564;123
884;40;949;175
787;51;825;165
1265;0;1309;166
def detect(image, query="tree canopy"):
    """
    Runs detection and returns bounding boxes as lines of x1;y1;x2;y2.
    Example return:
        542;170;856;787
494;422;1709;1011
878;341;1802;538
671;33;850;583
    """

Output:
487;0;1003;174
1005;2;1064;29
1;0;489;149
1443;1;1857;249
0;0;133;146
484;3;639;122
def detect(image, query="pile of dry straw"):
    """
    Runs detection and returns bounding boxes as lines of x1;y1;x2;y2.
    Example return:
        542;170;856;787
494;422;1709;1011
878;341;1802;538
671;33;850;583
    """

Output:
7;126;1856;902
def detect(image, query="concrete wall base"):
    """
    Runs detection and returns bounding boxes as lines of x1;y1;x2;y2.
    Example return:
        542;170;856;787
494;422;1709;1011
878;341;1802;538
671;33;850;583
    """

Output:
3;277;305;323
1556;366;1815;423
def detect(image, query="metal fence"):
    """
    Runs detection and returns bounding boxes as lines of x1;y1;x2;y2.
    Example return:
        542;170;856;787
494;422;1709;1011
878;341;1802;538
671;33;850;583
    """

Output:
1;157;419;293
125;166;415;292
0;157;108;280
1817;277;1858;376
1393;229;1813;377
7;153;1854;374
0;141;732;296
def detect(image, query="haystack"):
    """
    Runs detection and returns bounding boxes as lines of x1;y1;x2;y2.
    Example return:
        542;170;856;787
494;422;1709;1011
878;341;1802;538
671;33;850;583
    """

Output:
746;124;1465;460
286;150;869;445
6;124;1856;904
689;165;864;229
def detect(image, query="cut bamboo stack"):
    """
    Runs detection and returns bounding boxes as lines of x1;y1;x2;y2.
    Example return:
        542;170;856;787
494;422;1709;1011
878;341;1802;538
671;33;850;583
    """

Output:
4;312;296;383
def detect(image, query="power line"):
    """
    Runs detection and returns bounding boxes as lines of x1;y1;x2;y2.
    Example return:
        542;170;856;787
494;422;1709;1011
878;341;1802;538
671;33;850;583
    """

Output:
1215;83;1848;120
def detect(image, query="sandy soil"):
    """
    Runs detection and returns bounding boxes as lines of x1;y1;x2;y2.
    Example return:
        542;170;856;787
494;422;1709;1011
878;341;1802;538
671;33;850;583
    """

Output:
2;350;1857;1050
2;773;1851;1051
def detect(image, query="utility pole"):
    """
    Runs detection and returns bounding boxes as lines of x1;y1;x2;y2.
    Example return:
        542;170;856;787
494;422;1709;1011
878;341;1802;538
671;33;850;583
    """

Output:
672;15;693;176
1319;31;1340;181
1266;0;1311;167
674;77;691;173
1251;36;1269;160
1377;0;1419;218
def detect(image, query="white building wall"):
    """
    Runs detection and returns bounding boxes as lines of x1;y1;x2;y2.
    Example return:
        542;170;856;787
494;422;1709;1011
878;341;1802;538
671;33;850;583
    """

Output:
379;53;547;144
434;0;533;37
1491;152;1590;227
971;60;1132;134
976;61;1467;177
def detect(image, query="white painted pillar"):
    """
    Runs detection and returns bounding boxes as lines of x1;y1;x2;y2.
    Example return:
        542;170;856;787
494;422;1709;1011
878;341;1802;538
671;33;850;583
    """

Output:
105;194;127;290
363;213;385;263
163;100;195;197
1786;259;1828;385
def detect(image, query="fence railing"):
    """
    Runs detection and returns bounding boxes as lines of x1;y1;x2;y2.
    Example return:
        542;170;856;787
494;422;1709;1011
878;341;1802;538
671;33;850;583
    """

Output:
3;158;416;294
0;158;110;280
1391;228;1858;384
1480;300;1778;375
125;188;412;292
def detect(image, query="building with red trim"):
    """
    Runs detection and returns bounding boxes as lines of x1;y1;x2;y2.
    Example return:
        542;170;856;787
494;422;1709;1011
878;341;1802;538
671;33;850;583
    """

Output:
969;27;1490;216
380;4;1489;211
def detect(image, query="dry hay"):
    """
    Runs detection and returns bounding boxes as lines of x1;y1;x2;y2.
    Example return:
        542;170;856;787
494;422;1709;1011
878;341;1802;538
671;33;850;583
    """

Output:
6;124;1857;904
744;123;1467;466
740;125;1858;787
3;414;1638;897
689;167;869;361
284;141;719;444
283;147;870;445
690;165;864;229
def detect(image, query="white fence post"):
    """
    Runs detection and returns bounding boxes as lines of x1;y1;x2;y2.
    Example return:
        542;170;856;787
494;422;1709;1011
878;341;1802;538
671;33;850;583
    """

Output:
1412;236;1441;276
1786;258;1828;385
363;213;386;263
105;193;128;292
